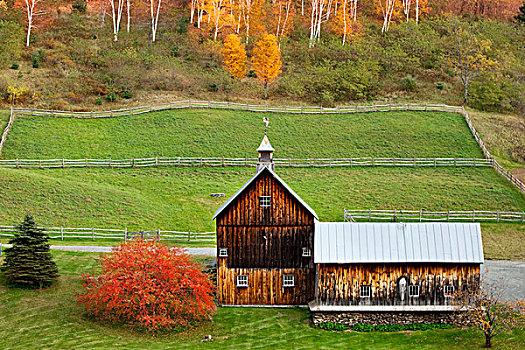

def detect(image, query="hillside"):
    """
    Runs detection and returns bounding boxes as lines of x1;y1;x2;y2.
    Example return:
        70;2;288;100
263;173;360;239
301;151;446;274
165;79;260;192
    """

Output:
1;167;523;231
1;110;484;159
0;6;523;117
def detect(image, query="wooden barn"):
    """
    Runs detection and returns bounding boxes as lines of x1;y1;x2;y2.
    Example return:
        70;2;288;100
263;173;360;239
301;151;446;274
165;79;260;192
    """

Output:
212;135;318;305
213;134;484;312
309;222;483;312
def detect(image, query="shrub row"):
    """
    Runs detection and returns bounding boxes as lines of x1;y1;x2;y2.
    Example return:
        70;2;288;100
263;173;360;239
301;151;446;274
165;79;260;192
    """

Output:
317;322;455;332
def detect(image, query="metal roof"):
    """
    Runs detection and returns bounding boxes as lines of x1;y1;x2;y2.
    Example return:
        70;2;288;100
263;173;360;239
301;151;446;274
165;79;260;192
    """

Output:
314;222;483;264
257;135;275;152
212;166;318;220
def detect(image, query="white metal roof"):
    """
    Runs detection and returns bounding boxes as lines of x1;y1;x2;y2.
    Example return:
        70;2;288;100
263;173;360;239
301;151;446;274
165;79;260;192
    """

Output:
314;222;483;264
212;166;318;220
257;135;275;152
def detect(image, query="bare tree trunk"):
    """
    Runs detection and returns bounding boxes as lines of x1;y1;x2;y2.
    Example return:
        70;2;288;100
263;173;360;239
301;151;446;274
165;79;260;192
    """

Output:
484;334;492;348
264;81;268;99
100;0;107;23
126;0;130;32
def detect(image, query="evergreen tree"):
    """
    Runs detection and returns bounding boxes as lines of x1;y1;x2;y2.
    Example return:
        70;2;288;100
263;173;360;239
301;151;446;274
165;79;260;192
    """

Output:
516;2;525;24
1;215;59;288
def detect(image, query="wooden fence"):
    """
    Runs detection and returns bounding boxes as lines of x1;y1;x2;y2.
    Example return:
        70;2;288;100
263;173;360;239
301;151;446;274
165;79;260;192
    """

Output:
0;107;14;154
344;209;525;223
0;225;216;242
0;157;493;169
11;101;463;118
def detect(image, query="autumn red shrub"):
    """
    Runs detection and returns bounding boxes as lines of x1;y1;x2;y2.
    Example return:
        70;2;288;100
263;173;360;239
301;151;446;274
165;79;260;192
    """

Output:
77;240;216;332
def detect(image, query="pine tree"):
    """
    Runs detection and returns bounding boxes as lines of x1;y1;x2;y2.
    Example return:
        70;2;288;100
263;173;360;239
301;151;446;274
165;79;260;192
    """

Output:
251;33;282;99
1;215;59;288
223;34;247;79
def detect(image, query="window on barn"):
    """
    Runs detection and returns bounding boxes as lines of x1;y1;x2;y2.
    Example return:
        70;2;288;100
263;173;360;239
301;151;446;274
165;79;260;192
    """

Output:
218;248;228;257
444;285;455;298
359;285;371;298
259;196;271;207
236;275;248;287
408;284;420;297
302;248;311;257
283;274;295;287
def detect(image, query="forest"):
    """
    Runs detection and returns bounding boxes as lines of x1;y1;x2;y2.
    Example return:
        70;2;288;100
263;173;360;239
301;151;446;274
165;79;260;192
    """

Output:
0;0;523;111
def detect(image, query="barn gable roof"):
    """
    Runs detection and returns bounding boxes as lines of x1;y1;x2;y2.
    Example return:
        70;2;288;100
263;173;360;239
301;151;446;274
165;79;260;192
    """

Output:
212;166;318;220
314;222;483;264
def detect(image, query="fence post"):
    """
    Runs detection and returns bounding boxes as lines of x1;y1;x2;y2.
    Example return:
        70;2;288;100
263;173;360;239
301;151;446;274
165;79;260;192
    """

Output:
522;212;524;223
155;157;159;167
393;209;397;222
188;231;191;242
15;159;19;168
157;229;160;240
92;227;95;241
141;231;144;239
61;226;64;241
125;228;128;241
497;210;500;223
132;157;135;168
222;157;225;166
473;210;475;222
419;209;422;222
62;158;65;168
447;210;450;221
369;209;372;222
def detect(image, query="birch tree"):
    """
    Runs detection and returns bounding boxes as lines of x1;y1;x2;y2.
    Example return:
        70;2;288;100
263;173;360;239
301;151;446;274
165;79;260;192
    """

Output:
203;0;230;40
109;0;125;41
334;0;356;44
274;0;294;44
18;0;45;47
241;0;264;44
100;0;108;23
149;0;163;42
309;0;330;47
376;0;399;33
126;0;131;32
402;0;411;21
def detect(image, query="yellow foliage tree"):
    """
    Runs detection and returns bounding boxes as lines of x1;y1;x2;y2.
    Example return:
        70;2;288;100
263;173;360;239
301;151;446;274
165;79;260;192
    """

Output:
251;33;281;99
222;34;247;79
202;0;231;40
0;0;8;10
7;85;29;104
448;24;498;104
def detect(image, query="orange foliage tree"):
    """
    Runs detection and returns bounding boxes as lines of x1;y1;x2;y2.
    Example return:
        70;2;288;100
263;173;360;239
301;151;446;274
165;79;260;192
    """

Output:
202;0;231;40
77;240;216;332
251;33;282;98
333;0;357;44
376;0;401;33
222;34;247;78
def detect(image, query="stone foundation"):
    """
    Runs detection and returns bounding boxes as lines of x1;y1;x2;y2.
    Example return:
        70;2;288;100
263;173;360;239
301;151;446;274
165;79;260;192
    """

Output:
311;311;475;327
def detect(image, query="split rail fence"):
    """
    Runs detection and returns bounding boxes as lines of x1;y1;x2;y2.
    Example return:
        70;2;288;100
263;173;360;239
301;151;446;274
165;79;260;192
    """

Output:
344;209;525;223
0;157;493;169
0;225;216;242
11;101;463;118
2;101;524;194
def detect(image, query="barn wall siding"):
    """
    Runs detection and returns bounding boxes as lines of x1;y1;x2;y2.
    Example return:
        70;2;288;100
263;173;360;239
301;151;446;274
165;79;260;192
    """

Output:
217;262;315;305
216;171;314;227
316;264;480;306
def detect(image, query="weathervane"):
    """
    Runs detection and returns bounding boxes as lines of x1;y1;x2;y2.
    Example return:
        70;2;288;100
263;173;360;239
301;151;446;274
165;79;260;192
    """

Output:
263;117;270;135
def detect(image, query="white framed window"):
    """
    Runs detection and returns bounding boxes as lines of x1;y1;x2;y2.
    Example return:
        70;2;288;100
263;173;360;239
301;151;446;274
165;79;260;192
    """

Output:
218;248;228;257
236;275;248;287
302;247;312;257
359;285;371;298
283;274;295;287
444;285;455;298
408;284;420;297
259;196;271;207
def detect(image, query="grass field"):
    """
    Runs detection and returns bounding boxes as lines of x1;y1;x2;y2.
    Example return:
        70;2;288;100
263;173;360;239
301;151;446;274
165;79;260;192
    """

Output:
0;110;9;131
1;167;523;231
0;251;523;350
0;110;484;159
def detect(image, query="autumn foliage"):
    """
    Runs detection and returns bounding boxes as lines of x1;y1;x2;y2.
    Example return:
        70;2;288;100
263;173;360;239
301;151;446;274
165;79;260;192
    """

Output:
77;240;216;332
251;33;282;98
222;34;247;79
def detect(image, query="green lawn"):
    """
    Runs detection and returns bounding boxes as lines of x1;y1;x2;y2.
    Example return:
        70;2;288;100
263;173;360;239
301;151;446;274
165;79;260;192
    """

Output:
1;110;484;159
1;167;523;232
0;110;9;131
0;251;523;350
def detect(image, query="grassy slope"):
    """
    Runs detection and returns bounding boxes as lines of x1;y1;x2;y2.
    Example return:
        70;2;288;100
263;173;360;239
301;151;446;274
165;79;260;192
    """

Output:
1;167;524;231
0;110;484;159
0;251;523;350
0;110;9;131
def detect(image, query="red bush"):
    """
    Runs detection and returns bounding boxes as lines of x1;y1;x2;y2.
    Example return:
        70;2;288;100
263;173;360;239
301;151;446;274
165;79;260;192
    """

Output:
77;240;216;332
